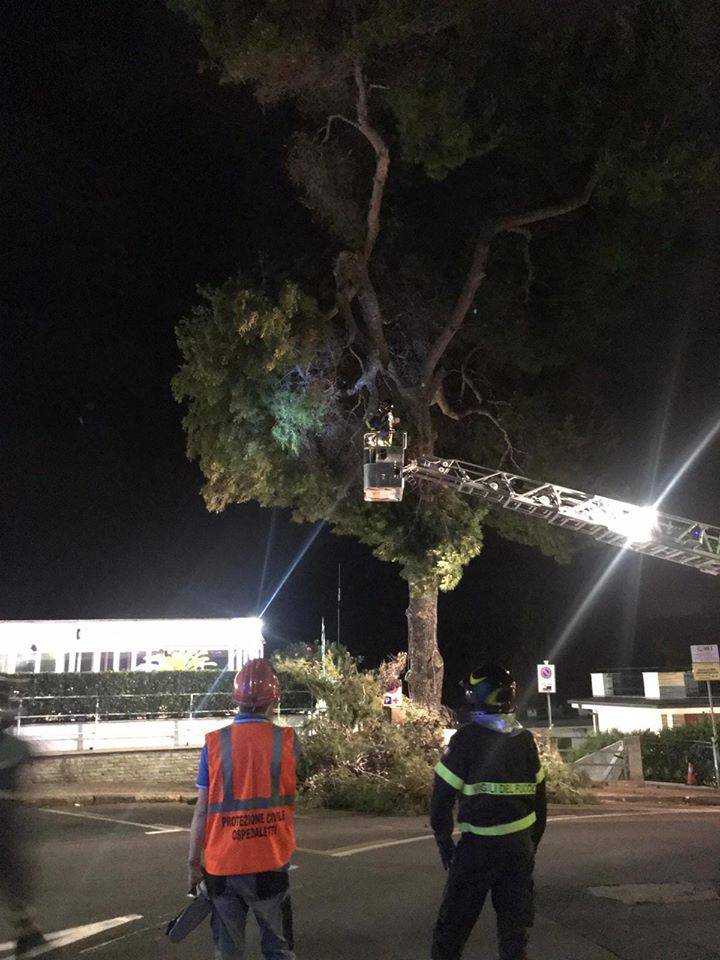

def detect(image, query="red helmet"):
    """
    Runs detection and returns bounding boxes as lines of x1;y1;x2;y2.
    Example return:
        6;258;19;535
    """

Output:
232;658;280;709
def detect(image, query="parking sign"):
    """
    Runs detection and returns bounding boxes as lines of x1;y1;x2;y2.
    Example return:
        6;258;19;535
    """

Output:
537;662;556;694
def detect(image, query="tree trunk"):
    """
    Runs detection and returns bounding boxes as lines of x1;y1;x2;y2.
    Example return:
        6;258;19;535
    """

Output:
405;584;443;709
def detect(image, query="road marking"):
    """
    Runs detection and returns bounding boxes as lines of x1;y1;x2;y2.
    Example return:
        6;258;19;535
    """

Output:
320;807;720;857
329;834;435;858
40;807;189;835
79;923;158;955
0;916;142;957
549;807;720;823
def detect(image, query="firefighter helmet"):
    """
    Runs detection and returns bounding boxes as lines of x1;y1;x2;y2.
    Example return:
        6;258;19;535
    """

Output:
463;663;516;713
232;658;280;709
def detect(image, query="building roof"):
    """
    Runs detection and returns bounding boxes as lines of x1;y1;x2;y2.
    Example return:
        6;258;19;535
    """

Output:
569;696;715;709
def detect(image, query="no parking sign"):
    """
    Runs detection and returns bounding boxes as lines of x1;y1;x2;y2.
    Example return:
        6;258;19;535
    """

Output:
537;662;556;694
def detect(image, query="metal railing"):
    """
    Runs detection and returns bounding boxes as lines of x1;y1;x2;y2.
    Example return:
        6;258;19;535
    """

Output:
9;691;314;731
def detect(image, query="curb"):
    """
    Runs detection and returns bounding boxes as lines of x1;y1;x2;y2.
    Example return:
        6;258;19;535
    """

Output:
20;792;198;807
592;783;720;807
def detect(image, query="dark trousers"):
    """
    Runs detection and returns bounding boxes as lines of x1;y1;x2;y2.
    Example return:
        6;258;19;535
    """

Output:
431;831;535;960
0;801;38;938
207;871;294;960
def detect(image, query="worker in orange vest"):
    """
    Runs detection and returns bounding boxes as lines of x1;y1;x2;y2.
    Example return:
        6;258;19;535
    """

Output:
188;658;299;959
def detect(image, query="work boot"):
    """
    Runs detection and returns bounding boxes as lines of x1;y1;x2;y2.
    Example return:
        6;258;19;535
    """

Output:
15;930;47;957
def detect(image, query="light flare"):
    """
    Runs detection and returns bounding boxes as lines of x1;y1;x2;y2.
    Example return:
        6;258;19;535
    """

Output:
259;520;327;618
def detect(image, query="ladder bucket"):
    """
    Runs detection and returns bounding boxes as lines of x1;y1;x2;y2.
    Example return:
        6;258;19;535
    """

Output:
363;432;407;502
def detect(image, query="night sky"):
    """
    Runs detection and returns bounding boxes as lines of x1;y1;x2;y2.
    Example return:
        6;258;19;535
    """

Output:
5;1;720;707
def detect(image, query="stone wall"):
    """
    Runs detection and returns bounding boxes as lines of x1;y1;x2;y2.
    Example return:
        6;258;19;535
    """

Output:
27;746;201;784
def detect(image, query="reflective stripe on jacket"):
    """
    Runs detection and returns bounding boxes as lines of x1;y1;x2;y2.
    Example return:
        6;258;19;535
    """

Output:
204;722;296;875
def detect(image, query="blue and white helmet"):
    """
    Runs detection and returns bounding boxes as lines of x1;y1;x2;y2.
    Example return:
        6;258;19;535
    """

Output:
463;663;516;713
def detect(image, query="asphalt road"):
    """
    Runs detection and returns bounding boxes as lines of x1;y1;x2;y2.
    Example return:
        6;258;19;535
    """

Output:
1;803;719;960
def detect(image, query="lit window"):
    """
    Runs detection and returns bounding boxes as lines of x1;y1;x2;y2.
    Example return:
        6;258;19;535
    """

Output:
40;654;56;672
79;652;93;672
119;652;131;671
99;652;114;672
208;650;229;670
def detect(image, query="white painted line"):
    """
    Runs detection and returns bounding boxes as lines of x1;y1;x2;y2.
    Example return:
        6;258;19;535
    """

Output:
322;807;720;858
39;807;189;834
329;834;435;857
549;807;720;823
79;923;157;954
0;915;142;957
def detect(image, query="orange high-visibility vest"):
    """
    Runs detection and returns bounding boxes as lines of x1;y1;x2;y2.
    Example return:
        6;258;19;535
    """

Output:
203;721;297;875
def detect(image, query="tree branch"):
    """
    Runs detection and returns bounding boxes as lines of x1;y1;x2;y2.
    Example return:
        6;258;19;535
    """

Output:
507;227;533;304
433;372;519;467
354;61;390;262
323;114;361;142
497;169;600;233
422;235;492;388
336;251;390;369
422;168;600;387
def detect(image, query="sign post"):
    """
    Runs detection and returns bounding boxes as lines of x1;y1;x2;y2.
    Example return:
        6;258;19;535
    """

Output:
537;661;556;730
690;644;720;787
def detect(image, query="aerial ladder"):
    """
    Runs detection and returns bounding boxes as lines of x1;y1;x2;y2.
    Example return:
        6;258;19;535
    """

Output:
363;426;720;576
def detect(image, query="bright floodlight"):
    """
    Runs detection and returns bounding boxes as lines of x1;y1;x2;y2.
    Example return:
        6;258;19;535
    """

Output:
607;504;658;543
584;497;657;543
559;496;658;544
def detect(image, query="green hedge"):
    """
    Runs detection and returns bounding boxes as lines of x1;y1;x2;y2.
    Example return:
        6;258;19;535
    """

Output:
2;670;310;721
569;722;718;785
641;722;717;785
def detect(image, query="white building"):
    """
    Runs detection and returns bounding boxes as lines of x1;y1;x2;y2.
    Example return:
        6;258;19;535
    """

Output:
0;618;264;674
570;670;719;733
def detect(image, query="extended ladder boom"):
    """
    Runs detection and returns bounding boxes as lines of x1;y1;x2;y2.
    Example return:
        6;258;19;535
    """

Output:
363;431;720;576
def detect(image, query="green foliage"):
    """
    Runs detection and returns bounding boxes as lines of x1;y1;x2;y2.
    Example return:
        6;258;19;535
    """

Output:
173;274;491;593
273;643;382;728
173;278;332;515
641;721;717;786
274;647;590;812
537;739;596;804
566;729;626;763
300;712;445;815
274;644;446;812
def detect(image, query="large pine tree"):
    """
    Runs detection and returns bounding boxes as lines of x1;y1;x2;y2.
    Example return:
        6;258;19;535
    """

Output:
171;0;718;705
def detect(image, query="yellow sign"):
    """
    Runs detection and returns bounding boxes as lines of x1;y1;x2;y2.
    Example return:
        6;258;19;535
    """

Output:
692;662;720;681
658;672;686;687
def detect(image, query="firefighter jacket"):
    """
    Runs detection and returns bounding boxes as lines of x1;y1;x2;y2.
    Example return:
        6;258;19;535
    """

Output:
431;713;546;845
203;720;298;876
